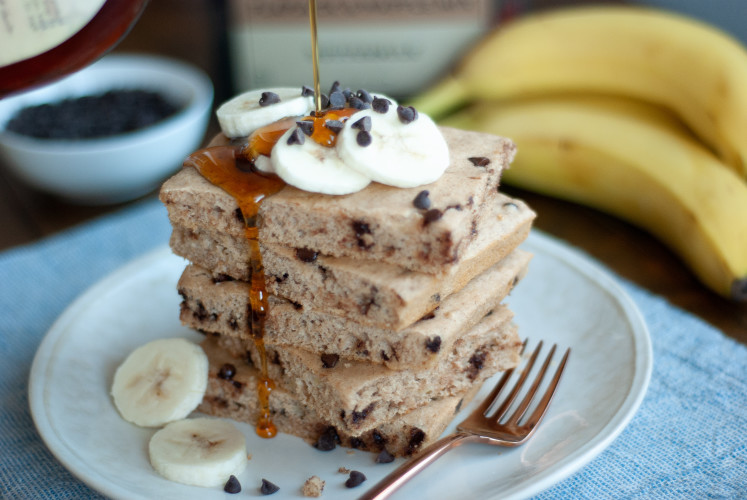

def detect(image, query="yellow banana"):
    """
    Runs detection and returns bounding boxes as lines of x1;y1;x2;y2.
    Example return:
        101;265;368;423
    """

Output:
441;97;747;301
411;6;747;177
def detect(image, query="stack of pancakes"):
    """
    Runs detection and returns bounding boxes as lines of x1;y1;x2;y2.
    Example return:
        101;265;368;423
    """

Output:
159;126;535;457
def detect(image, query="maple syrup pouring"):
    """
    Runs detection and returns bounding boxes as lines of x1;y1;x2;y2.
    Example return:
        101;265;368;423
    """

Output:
308;0;322;115
185;0;343;439
185;141;283;439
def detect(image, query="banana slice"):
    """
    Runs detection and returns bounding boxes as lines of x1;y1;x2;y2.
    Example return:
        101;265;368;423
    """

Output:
111;338;208;427
149;417;248;487
271;124;371;195
217;87;314;138
337;105;449;188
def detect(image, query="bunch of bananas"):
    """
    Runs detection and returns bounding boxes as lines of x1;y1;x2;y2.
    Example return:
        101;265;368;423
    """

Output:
411;5;747;301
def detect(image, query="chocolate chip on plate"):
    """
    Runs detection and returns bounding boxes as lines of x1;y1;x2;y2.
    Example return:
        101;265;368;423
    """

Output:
224;475;242;493
345;470;367;488
260;478;280;495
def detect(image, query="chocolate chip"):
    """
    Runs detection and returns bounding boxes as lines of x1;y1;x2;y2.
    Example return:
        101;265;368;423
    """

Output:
324;119;344;134
423;208;443;224
320;93;330;108
372;430;386;446
357;130;372;146
372;97;390;113
329;90;346;108
425;336;442;353
218;363;236;380
342;88;354;100
224;475;241;493
314;426;339;451
259;91;280;106
352;115;371;131
345;471;367;488
235;157;254;172
301;85;314;97
407;428;426;451
468;156;491;167
231;380;244;389
348;96;370;110
321;353;339;368
296;120;314;136
287;127;306;145
329;80;341;94
352;403;376;424
375;449;395;464
380;350;390;361
260;478;280;495
468;350;488;380
295;247;318;262
234;208;244;223
413;190;431;210
357;89;373;103
397;105;418;124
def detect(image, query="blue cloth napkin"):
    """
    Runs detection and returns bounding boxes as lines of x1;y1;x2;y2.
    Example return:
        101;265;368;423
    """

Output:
1;198;745;499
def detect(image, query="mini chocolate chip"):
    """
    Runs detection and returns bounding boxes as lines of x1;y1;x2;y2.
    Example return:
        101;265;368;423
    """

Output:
380;350;390;361
301;85;314;96
468;156;491;167
329;90;346;108
320;93;330;108
329;80;341;94
413;190;431;210
423;208;443;224
235;157;254;172
287;127;306;145
218;363;236;380
296;120;314;136
352;116;371;131
314;426;339;451
372;97;390;113
348;96;369;110
231;380;243;389
295;247;318;262
321;353;339;368
224;475;241;493
357;130;372;146
397;105;418;124
342;88;354;100
352;403;375;423
357;89;373;103
349;437;364;449
259;91;280;106
408;428;426;450
375;449;395;464
260;478;280;495
372;430;386;446
324;119;343;134
425;336;442;353
234;208;244;223
345;471;367;488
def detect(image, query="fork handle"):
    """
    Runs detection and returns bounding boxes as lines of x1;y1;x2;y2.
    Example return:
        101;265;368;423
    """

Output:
358;432;474;500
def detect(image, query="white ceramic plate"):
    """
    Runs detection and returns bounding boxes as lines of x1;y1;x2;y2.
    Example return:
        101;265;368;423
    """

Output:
29;231;652;500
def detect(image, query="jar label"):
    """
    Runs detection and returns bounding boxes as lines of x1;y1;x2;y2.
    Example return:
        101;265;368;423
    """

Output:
0;0;106;66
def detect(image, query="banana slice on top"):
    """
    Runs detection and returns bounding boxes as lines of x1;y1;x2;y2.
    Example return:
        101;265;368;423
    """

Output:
337;104;449;188
271;123;371;195
217;87;314;138
149;417;248;487
111;338;208;427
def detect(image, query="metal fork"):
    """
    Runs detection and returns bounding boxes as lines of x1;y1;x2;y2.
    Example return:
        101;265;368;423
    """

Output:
359;341;570;500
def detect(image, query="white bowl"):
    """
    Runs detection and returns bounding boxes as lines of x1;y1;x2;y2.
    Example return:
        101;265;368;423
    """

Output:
0;53;213;204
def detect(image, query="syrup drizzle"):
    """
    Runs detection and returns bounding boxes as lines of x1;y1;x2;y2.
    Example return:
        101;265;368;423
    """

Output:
185;0;330;439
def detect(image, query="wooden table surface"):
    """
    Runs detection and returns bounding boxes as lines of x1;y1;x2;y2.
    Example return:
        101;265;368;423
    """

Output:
1;0;745;344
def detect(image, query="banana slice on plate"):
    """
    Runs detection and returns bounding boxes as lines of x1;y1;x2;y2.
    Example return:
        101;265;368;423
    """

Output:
149;417;248;487
217;87;314;138
111;338;208;427
271;123;371;195
337;104;449;188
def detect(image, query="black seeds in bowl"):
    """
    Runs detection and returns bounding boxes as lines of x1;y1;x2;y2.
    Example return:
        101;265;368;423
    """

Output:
5;89;181;140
